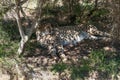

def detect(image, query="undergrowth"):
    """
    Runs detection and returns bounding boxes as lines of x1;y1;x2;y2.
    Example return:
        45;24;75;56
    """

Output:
52;50;120;80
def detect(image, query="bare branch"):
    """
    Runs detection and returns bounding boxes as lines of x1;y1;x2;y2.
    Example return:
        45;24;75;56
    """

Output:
15;0;44;55
15;0;25;39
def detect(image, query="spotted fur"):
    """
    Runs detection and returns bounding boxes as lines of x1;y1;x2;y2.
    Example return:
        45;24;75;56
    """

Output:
36;24;109;58
36;24;90;58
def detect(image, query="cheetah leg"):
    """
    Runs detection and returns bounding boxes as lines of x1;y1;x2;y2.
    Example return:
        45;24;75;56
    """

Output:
48;44;57;57
56;44;67;62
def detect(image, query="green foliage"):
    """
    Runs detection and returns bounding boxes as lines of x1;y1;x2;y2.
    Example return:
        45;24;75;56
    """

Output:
0;1;118;79
41;0;110;25
0;42;18;58
24;41;38;55
90;8;110;22
89;50;120;79
51;59;91;79
1;20;20;40
0;28;18;57
71;65;91;80
0;11;19;58
52;50;120;79
51;62;67;73
73;3;94;24
70;58;91;79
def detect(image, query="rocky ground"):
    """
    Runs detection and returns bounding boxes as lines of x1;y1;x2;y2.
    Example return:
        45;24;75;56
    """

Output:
1;4;120;80
1;38;120;80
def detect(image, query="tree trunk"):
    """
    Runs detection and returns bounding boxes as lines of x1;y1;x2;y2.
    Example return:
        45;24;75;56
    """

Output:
110;0;120;45
14;0;43;55
17;36;28;55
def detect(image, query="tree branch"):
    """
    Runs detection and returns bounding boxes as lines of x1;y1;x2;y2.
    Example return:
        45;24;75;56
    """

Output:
14;0;43;55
